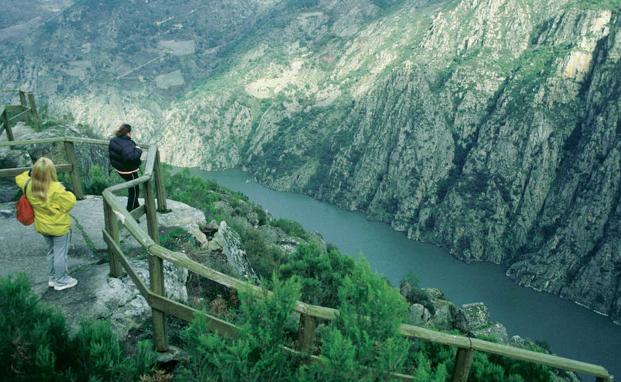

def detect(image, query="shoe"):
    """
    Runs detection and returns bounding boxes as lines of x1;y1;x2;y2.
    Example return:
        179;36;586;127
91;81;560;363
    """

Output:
54;276;78;291
48;277;55;288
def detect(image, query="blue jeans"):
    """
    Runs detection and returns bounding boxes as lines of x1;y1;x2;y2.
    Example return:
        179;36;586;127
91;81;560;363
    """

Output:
43;231;71;282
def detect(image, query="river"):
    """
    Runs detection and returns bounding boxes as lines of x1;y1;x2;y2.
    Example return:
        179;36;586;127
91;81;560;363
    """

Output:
192;168;620;379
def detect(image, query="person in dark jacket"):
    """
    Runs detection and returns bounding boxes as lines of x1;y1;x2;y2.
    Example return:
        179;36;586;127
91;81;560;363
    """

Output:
108;123;142;211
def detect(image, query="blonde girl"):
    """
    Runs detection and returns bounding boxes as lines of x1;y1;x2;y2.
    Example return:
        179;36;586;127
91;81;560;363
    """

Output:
16;157;78;290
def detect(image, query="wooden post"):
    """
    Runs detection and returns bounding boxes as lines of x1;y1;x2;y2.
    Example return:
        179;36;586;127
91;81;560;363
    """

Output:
144;177;159;244
297;313;316;353
103;200;125;277
26;92;40;130
2;109;14;141
63;141;84;199
153;150;168;212
149;256;168;351
451;348;475;382
18;91;30;126
149;247;169;351
19;91;27;107
144;175;168;351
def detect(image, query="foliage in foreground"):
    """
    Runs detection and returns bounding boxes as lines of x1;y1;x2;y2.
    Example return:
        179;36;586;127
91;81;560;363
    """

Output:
277;242;355;307
178;275;302;382
177;258;557;382
0;274;159;382
178;263;449;382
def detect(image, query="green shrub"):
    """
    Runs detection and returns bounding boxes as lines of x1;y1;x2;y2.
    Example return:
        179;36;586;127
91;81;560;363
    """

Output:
229;218;284;279
301;260;411;381
271;218;309;240
0;274;158;382
0;274;71;382
399;273;436;315
83;164;116;195
73;321;158;382
159;227;196;252
178;274;302;382
277;242;354;307
164;168;223;221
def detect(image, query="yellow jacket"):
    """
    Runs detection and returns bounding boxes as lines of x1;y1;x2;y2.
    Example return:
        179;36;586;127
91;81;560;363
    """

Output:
15;171;77;236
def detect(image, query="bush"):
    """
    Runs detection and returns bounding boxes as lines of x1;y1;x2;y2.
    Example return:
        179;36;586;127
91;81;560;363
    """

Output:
178;274;302;382
0;274;158;382
277;243;354;307
0;274;70;382
399;273;436;315
271;218;309;240
83;164;116;195
164;168;223;221
300;260;411;381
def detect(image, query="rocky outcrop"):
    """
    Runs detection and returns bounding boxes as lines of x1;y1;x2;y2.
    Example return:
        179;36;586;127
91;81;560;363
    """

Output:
207;221;258;281
401;284;526;350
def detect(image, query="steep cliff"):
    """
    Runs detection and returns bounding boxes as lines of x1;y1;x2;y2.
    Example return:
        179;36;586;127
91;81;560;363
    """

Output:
237;1;621;321
1;0;619;321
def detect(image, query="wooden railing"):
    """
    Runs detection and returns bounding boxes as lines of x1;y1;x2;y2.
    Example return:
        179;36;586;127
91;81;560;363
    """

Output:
0;89;41;140
0;136;614;382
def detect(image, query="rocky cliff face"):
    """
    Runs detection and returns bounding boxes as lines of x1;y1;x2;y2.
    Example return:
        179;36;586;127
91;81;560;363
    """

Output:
240;1;621;322
1;0;619;322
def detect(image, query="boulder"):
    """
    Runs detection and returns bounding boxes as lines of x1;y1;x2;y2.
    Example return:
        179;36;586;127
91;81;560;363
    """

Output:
0;148;31;202
208;221;257;281
407;303;432;326
46;257;188;338
427;299;457;330
200;220;220;239
455;302;490;332
157;198;209;248
422;287;444;300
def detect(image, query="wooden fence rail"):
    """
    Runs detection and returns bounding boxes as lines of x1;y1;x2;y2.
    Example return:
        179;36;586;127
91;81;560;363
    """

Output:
0;90;40;139
0;135;614;382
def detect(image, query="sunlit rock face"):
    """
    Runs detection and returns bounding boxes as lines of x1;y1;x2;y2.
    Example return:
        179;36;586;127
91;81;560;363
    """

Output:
1;0;619;321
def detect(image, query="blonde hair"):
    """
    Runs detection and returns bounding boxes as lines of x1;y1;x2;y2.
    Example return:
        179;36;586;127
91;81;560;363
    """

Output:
31;157;58;200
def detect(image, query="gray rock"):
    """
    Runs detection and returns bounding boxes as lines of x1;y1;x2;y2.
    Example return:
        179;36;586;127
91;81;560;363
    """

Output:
422;288;444;300
455;302;490;332
427;299;457;330
407;303;432;326
43;256;187;338
201;220;220;239
0;148;31;202
209;221;257;281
